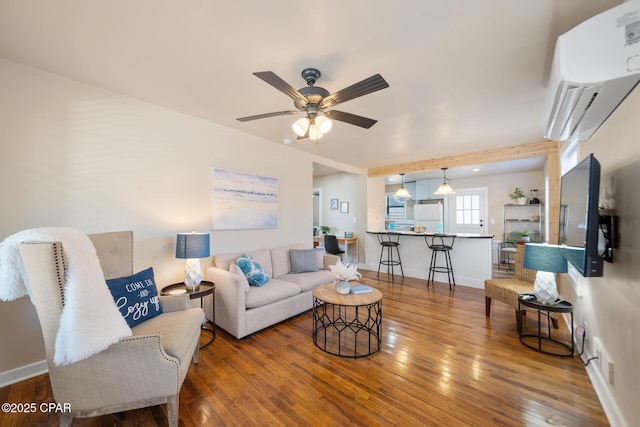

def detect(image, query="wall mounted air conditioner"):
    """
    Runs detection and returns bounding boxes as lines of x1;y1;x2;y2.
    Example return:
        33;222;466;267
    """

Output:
543;0;640;142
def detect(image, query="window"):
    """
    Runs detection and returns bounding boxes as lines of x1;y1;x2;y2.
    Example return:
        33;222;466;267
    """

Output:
455;194;480;225
386;195;406;219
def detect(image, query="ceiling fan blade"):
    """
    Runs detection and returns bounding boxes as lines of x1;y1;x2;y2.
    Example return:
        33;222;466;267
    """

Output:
236;110;299;122
325;110;378;129
320;74;389;108
253;71;308;107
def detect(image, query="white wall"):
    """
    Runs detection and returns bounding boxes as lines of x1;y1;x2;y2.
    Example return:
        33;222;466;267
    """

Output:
446;171;545;238
0;58;355;376
557;86;640;427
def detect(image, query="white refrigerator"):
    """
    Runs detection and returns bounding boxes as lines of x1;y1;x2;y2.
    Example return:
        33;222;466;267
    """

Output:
413;202;444;232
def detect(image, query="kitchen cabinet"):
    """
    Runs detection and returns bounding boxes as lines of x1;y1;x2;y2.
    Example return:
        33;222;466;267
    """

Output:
405;182;416;200
414;179;442;200
503;204;544;243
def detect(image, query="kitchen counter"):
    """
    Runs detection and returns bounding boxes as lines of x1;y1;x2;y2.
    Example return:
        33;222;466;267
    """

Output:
370;230;494;239
363;230;494;289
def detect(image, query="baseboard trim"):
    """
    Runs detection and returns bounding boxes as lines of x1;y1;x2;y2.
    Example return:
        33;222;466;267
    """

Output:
0;360;48;387
568;315;627;427
584;357;627;427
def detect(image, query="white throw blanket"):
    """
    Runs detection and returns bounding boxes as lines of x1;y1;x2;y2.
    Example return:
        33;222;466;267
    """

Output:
0;228;132;365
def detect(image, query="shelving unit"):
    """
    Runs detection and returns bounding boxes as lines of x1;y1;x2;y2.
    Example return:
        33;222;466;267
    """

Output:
503;203;544;244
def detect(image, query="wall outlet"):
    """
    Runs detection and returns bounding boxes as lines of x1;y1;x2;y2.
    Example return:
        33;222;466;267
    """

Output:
592;337;614;385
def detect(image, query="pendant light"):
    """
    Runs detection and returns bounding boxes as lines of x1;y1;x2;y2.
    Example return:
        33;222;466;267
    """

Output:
394;173;412;198
434;167;455;195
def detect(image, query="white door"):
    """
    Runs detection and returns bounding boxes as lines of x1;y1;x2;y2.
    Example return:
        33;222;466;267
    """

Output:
450;188;487;234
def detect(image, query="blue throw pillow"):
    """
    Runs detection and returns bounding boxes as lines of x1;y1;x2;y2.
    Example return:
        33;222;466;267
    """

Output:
106;267;163;328
236;254;270;287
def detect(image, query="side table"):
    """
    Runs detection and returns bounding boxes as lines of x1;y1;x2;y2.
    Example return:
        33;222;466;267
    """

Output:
161;281;215;349
312;283;382;358
518;294;573;357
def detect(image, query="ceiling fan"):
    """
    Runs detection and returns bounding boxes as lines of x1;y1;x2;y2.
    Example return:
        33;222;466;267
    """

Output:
236;68;389;141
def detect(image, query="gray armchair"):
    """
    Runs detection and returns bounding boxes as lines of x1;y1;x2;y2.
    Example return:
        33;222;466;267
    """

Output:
18;231;204;427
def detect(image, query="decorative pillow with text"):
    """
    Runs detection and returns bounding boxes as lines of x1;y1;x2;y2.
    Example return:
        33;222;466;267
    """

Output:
106;267;163;328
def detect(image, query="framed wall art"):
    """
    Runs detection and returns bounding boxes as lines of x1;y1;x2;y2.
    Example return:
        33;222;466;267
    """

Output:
340;201;349;213
212;168;278;230
331;198;339;210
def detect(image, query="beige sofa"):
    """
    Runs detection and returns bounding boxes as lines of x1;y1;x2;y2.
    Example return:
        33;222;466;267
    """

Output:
204;244;338;338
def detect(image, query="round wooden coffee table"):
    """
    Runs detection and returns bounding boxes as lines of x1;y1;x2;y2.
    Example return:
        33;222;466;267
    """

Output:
312;282;382;358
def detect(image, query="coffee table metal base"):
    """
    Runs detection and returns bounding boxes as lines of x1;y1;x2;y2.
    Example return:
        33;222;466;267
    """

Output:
312;296;382;358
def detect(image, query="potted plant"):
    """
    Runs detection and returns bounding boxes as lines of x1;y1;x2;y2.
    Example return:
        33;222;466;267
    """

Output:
520;230;533;242
509;187;527;205
319;226;331;235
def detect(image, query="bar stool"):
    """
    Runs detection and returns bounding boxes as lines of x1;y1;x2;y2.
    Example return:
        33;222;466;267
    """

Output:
424;235;456;290
499;242;517;272
376;232;404;281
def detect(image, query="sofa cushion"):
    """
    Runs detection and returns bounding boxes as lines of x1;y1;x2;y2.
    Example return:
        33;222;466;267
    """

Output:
106;267;163;328
290;249;318;273
245;279;302;309
270;244;305;278
215;249;273;277
278;270;334;292
236;254;270;287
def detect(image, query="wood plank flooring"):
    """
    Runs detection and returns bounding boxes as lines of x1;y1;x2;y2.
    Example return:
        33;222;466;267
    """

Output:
0;270;608;426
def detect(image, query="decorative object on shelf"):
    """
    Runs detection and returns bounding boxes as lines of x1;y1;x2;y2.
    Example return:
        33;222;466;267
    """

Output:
319;225;331;234
509;187;527;205
394;173;412;198
176;231;211;291
523;243;568;304
434;167;455;195
340;201;349;213
330;198;339;210
345;232;353;238
520;230;533;242
529;189;540;204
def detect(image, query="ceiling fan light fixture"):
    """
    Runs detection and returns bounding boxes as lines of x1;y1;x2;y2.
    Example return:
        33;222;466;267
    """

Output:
308;124;324;141
394;173;412;198
315;116;333;134
434;167;455;195
292;117;310;136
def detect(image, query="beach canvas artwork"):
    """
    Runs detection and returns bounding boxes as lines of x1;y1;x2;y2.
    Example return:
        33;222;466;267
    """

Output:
212;168;278;230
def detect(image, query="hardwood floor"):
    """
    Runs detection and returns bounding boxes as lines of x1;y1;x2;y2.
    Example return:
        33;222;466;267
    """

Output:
0;270;608;426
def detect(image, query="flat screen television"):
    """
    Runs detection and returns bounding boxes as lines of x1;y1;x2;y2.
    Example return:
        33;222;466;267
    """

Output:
558;153;603;277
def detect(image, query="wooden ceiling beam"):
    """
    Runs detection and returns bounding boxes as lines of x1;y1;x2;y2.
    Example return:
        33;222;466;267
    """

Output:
367;140;558;177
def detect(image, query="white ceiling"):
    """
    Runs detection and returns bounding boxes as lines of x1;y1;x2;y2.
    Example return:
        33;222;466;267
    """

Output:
0;0;620;179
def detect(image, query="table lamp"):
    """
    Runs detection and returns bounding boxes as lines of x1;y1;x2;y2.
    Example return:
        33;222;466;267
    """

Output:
523;243;568;304
175;232;210;291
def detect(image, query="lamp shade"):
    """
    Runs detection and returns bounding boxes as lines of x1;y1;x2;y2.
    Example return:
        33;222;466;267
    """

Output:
434;182;455;195
433;167;455;195
523;243;568;273
292;117;310;136
394;173;412;198
175;232;210;259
